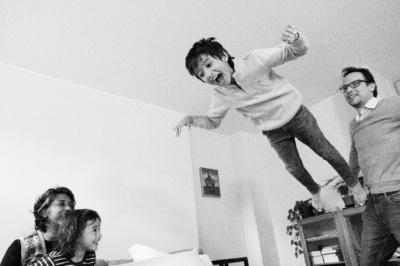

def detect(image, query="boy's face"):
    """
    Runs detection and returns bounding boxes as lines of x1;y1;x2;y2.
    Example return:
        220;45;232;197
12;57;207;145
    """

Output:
195;53;233;87
78;218;102;252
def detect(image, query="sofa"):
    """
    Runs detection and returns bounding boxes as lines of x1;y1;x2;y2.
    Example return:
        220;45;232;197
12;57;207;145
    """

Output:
111;244;213;266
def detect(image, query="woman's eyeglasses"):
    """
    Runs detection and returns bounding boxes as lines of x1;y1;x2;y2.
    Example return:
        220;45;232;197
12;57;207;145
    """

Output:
339;80;367;93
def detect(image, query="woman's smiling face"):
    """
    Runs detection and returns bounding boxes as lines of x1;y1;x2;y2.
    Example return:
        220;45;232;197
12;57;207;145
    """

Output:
44;193;75;227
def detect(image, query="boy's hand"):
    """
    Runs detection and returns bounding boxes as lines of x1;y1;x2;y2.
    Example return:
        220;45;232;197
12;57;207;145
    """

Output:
349;181;367;206
173;115;194;137
281;24;299;44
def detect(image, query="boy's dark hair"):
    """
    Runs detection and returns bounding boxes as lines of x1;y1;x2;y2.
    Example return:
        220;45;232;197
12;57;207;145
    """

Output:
185;37;232;78
342;67;378;97
56;209;101;258
33;186;76;232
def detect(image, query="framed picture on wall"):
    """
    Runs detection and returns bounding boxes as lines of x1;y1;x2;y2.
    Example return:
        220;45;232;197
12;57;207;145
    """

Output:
394;80;400;95
199;167;221;198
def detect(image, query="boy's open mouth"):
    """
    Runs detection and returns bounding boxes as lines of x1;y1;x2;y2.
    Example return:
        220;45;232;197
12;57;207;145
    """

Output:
214;73;224;84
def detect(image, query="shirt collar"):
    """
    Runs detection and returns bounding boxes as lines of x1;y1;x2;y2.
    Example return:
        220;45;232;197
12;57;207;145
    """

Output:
364;97;379;109
355;97;378;121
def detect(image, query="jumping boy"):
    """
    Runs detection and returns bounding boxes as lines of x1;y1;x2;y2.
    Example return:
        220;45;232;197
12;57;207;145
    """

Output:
173;25;366;210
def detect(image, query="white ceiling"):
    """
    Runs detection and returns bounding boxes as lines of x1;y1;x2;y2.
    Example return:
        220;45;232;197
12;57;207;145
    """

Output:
1;0;399;135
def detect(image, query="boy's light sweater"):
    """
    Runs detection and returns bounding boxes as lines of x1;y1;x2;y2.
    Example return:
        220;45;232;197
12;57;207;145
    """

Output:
192;33;310;131
349;96;400;194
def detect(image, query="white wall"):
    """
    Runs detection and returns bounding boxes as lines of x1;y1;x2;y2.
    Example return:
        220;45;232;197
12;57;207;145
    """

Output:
0;63;199;260
232;68;397;266
230;133;280;266
189;129;248;262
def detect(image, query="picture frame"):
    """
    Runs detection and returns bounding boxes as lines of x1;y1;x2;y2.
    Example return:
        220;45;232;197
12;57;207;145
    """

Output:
199;167;221;198
394;80;400;96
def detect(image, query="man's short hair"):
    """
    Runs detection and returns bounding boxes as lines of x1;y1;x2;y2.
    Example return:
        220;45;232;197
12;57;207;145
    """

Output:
185;37;230;78
342;67;378;97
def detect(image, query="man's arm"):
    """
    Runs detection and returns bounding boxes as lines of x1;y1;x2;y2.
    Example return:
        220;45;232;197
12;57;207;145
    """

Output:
349;140;361;179
348;139;367;205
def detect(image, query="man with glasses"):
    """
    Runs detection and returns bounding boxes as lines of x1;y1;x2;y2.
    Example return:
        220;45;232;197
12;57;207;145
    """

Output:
341;66;400;266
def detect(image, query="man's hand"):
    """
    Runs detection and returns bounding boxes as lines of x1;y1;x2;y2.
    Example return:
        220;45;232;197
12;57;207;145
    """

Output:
349;181;367;206
281;24;299;44
173;115;194;137
311;187;323;212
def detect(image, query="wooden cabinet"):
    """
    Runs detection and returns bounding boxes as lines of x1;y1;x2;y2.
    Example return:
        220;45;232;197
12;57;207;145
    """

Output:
298;205;400;266
298;206;366;266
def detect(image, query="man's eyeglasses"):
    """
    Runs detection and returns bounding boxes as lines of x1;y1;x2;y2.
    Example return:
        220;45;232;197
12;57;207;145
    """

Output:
339;80;367;93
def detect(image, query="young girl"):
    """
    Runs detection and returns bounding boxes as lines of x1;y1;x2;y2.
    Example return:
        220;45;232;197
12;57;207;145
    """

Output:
33;209;102;266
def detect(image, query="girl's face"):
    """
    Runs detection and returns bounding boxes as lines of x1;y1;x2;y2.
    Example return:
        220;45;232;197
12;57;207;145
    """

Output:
44;193;75;227
78;218;102;252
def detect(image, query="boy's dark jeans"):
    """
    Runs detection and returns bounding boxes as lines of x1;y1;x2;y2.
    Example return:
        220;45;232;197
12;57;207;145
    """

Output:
262;105;357;194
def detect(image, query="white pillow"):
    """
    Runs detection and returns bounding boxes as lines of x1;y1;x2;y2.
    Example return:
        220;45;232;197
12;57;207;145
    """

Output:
128;244;168;262
199;254;213;266
128;249;206;266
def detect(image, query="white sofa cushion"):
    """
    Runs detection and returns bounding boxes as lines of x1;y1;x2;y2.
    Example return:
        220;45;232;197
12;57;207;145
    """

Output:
199;254;214;266
126;249;206;266
128;244;168;262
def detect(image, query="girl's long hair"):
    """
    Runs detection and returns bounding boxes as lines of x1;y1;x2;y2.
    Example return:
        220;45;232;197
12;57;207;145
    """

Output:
55;209;101;258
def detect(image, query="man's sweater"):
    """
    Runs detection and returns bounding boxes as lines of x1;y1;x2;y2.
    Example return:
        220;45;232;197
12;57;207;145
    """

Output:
349;96;400;194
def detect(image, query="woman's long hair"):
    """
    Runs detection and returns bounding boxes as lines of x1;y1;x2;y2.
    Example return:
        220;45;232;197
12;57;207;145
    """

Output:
55;209;101;258
33;186;76;232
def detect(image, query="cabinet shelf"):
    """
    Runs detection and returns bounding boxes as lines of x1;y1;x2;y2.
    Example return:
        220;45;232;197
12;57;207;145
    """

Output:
314;262;345;265
305;235;338;242
298;206;366;266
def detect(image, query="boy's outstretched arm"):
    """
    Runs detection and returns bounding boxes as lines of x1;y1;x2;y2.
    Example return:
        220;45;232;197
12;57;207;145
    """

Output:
281;24;299;44
259;24;309;68
173;113;226;137
173;115;194;137
173;95;230;137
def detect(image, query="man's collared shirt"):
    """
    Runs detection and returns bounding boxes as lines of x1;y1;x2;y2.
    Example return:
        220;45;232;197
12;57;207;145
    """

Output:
356;97;379;122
